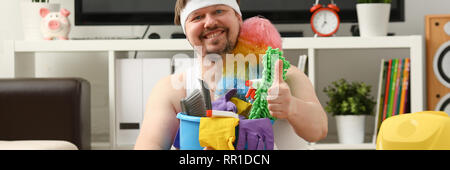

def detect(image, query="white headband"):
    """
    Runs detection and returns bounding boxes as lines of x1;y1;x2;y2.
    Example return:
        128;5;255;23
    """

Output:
180;0;242;34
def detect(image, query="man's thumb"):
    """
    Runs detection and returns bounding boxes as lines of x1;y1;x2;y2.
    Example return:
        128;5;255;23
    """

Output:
274;59;284;83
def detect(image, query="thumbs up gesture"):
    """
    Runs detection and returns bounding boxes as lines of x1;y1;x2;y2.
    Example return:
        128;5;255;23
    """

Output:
267;59;293;119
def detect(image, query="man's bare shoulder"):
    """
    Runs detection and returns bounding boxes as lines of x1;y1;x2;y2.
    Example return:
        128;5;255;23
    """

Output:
151;72;187;100
286;65;309;83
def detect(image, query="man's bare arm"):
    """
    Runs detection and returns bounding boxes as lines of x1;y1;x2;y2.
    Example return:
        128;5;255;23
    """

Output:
134;74;185;150
285;66;328;142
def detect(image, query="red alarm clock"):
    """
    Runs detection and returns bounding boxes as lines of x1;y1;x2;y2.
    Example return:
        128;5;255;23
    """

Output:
310;0;340;37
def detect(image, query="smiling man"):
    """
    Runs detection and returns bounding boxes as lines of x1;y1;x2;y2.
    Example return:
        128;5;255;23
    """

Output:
179;0;242;55
134;0;328;150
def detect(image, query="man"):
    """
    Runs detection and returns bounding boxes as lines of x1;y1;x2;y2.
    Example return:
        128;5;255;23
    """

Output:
134;0;328;150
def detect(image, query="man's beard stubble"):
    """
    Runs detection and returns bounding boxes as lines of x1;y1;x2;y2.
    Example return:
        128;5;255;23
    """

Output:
203;26;240;55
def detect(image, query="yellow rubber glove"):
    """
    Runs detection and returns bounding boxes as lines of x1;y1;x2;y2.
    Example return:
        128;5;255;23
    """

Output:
199;117;239;150
230;97;252;119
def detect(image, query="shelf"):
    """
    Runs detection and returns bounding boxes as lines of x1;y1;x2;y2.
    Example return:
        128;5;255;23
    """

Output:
11;36;422;52
308;143;376;150
282;36;422;49
13;39;193;52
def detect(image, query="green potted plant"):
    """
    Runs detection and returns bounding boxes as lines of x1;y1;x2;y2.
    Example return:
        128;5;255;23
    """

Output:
21;0;60;40
323;79;376;144
356;0;392;37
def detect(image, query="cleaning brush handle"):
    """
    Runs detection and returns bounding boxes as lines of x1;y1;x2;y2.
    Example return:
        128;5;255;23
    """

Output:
206;110;239;118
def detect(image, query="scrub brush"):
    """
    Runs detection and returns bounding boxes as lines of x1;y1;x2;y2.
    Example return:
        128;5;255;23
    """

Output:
180;79;212;116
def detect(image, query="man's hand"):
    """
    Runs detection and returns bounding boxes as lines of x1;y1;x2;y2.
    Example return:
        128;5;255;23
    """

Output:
267;59;293;119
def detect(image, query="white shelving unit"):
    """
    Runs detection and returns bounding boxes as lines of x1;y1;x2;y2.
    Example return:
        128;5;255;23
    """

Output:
308;143;376;150
1;35;424;150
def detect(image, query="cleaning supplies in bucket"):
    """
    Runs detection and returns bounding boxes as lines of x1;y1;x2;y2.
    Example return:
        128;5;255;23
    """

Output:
176;112;275;150
198;117;240;150
212;89;238;113
236;117;274;150
206;110;239;118
176;79;274;150
180;79;212;117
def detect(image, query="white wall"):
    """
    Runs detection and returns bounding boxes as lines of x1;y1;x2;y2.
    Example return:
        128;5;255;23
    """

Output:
1;0;450;144
0;0;23;75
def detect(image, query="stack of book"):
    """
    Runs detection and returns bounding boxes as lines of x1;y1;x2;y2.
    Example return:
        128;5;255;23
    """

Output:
374;58;411;135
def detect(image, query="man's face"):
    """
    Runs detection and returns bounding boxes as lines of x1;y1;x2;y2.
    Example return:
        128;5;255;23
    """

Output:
184;5;242;55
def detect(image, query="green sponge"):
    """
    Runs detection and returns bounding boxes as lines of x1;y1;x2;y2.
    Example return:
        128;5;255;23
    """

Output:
249;47;290;120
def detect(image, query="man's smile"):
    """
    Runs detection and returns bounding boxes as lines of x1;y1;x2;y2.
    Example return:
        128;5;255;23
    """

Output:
202;29;226;40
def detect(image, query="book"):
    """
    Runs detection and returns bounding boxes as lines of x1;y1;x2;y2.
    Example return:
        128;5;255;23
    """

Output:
298;55;308;73
405;76;411;113
395;58;405;115
382;59;393;121
373;57;412;143
399;58;410;114
387;59;399;119
374;59;388;139
392;58;404;116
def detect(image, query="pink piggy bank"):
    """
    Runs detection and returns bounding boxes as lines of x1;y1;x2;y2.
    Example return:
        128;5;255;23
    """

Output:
40;8;71;40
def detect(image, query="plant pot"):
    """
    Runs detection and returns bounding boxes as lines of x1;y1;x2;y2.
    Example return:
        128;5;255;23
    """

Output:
356;3;391;37
335;115;366;144
20;2;60;40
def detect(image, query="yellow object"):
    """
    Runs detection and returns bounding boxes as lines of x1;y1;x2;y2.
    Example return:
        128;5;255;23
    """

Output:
376;111;450;150
230;97;252;118
199;117;239;150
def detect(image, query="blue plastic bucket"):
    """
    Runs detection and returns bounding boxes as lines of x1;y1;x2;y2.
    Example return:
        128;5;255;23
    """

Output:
176;112;276;150
176;113;203;150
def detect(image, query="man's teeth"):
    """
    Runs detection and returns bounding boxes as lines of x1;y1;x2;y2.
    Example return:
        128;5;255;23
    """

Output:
206;32;222;39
